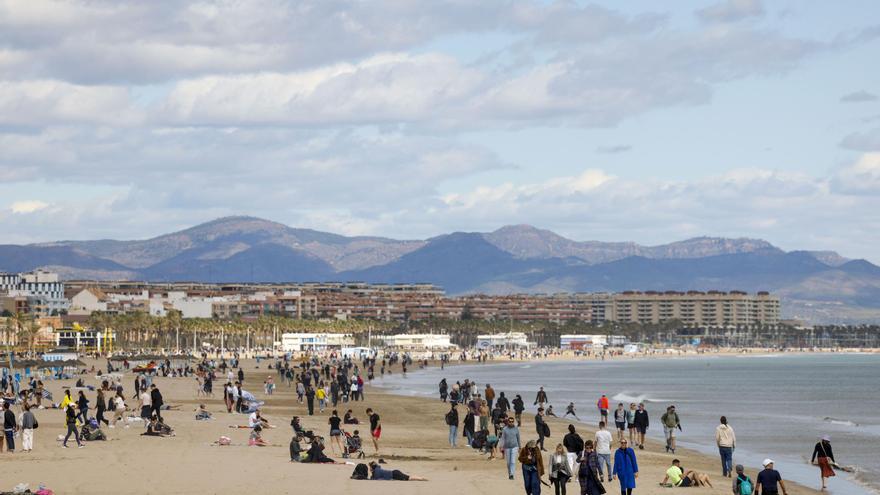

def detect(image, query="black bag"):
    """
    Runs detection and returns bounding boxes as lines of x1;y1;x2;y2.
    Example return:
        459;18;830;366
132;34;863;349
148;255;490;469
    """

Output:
33;419;39;429
351;463;370;480
543;423;551;438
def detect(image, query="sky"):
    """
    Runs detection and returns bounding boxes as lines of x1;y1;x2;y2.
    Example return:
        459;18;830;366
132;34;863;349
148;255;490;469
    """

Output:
0;0;878;262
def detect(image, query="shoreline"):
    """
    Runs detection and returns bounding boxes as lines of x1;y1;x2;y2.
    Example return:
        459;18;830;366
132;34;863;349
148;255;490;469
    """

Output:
374;356;873;495
0;355;851;495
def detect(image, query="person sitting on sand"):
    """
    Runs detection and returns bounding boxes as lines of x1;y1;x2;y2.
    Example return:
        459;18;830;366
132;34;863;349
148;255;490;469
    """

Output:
344;409;359;424
142;415;171;437
290;434;304;462
195;404;212;420
304;436;334;463
249;424;269;446
368;461;428;481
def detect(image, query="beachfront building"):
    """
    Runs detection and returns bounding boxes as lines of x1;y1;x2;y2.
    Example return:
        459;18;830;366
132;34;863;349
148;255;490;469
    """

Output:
54;326;116;352
0;270;68;316
382;333;455;350
475;332;534;349
280;332;354;352
602;291;781;327
560;334;628;350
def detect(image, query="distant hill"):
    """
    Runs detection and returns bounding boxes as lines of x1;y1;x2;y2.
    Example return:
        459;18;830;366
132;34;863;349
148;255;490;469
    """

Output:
3;216;878;324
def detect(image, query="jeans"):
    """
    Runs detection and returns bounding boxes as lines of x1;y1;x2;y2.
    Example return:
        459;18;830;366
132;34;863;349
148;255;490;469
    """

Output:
597;453;612;478
523;465;541;495
465;429;474;446
719;446;734;476
505;447;519;477
63;424;81;446
537;431;545;450
449;425;458;447
3;428;14;451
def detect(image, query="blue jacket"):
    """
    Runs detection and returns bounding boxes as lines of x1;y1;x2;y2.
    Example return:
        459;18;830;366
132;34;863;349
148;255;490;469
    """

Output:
613;447;638;489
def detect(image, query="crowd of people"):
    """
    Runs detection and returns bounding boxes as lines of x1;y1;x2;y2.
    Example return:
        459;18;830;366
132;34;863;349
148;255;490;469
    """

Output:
0;350;844;494
435;375;834;495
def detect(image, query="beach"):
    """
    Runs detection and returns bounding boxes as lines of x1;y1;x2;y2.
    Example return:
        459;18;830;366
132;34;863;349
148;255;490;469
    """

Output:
1;356;831;495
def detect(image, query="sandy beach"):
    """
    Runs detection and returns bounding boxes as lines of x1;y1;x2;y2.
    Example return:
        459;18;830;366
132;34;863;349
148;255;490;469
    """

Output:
1;357;824;495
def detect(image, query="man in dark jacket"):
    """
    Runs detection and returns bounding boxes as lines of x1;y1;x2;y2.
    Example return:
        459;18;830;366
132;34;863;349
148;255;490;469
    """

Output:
633;403;649;449
563;424;585;473
535;407;548;451
534;387;548;408
512;394;525;426
150;384;164;421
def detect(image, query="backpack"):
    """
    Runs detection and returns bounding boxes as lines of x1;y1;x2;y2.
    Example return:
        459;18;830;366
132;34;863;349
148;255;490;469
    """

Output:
445;411;455;426
351;463;369;480
737;475;752;495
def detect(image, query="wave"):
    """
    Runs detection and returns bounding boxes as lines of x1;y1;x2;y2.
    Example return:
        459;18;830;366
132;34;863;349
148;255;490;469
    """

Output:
824;417;861;427
612;392;671;404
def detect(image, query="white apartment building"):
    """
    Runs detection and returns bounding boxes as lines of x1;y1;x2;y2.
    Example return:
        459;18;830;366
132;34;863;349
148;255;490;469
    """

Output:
281;333;354;352
0;270;68;315
475;332;534;349
382;333;454;350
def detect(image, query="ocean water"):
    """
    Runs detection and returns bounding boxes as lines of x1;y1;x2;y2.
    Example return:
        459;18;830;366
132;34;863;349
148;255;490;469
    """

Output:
375;353;880;494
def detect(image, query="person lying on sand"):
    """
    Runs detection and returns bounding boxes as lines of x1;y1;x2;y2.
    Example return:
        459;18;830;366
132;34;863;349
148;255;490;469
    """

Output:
368;461;428;481
660;459;713;488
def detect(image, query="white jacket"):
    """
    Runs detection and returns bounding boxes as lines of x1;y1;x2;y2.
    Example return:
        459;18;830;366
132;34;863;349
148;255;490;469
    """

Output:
715;424;736;448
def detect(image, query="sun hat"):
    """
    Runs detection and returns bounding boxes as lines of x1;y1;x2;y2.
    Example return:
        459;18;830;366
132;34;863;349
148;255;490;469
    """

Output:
762;458;774;467
821;435;830;442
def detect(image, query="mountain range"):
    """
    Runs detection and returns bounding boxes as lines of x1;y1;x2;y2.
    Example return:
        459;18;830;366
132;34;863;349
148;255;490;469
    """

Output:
2;216;878;324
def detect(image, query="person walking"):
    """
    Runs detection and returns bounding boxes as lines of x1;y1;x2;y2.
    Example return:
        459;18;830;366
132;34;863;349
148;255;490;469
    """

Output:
595;421;613;482
367;408;381;454
513;394;525;426
501;416;522;480
75;390;89;424
485;384;496;410
633;403;649;450
439;378;448;402
755;459;787;495
732;465;755;495
96;389;109;427
3;402;17;452
519;440;545;495
626;403;637;447
446;404;459;448
549;443;573;495
612;439;638;495
19;404;36;452
535;407;548;451
62;403;83;448
305;385;316;416
577;440;603;495
715;416;736;477
811;435;835;490
562;424;584;474
534;387;549;409
150;384;164;422
614;403;627;442
661;405;680;454
597;395;609;424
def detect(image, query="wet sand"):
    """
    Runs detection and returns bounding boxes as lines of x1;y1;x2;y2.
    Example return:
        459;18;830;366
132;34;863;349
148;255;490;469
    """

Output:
1;358;822;495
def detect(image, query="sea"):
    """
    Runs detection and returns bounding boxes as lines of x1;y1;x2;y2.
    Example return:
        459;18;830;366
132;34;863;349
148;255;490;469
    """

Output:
374;353;880;494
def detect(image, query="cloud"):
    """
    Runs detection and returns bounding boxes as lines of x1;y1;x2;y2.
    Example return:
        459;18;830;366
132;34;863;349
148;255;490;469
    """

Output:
696;0;765;23
832;153;880;195
596;145;632;154
840;127;880;151
840;90;878;103
10;200;49;214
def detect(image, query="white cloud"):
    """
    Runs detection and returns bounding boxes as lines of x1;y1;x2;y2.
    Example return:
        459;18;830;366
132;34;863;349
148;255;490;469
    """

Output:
10;200;49;214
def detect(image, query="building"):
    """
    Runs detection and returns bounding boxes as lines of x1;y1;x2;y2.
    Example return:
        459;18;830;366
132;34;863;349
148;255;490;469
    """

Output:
475;332;534;349
603;291;780;327
560;334;628;349
69;288;109;315
0;270;68;316
280;333;354;352
382;333;454;350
